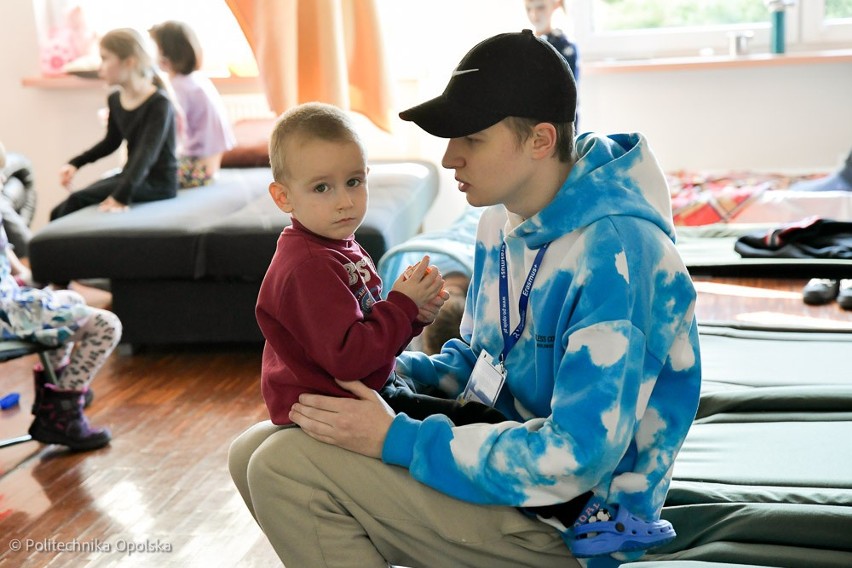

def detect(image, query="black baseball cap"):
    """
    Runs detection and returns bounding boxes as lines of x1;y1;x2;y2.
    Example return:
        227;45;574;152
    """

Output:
399;29;576;138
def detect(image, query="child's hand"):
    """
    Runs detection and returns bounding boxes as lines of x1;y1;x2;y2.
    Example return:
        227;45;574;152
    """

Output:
416;289;450;324
59;164;77;190
391;256;444;309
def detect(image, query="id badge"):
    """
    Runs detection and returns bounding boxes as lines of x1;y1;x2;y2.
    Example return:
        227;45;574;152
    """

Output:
460;350;506;407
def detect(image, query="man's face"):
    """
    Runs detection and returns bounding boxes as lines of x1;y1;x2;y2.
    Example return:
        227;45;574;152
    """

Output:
441;120;535;216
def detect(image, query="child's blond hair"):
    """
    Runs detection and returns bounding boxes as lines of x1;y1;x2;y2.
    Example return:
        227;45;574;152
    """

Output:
269;102;364;183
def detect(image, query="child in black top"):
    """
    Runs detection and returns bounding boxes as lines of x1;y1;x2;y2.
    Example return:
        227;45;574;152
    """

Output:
51;28;177;219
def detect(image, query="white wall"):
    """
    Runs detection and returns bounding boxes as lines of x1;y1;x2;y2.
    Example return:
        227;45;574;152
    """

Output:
580;63;852;173
1;0;850;235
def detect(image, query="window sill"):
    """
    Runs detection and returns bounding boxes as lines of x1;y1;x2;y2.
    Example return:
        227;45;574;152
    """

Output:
21;74;261;89
585;48;852;74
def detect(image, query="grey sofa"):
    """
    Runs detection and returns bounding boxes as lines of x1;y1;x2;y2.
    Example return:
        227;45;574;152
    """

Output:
28;160;439;349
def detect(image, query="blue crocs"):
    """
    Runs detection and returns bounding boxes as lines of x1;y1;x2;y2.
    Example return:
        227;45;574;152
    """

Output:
568;499;676;558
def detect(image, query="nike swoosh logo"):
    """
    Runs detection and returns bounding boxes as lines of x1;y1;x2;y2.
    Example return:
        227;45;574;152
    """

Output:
451;68;479;77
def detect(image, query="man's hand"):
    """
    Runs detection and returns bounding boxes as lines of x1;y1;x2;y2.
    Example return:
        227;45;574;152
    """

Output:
289;380;395;458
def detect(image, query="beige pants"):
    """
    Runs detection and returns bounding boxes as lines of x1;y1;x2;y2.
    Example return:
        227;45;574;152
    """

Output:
228;421;580;568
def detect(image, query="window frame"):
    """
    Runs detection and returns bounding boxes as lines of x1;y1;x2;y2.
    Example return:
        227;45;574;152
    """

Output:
568;1;851;61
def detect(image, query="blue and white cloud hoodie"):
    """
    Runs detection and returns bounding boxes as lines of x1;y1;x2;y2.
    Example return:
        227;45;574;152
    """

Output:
384;132;702;564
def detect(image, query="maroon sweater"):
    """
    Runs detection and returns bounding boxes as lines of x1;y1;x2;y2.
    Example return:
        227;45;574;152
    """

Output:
257;219;423;425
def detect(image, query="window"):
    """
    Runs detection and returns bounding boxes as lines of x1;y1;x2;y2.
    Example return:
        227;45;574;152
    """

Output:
32;0;852;82
591;0;771;31
33;0;256;77
569;0;852;60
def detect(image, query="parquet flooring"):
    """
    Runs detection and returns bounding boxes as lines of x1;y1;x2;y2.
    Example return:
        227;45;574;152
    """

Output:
0;282;281;567
1;277;850;567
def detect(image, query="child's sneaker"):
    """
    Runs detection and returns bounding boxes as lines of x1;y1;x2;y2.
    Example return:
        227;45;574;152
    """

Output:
568;496;676;558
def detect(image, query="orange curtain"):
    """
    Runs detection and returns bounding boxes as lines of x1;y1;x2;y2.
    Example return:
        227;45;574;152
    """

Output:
225;0;393;133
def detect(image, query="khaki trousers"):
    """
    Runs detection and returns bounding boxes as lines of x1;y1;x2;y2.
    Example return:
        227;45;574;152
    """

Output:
228;421;579;568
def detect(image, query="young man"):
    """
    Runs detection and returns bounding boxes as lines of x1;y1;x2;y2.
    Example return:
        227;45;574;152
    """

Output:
230;30;702;567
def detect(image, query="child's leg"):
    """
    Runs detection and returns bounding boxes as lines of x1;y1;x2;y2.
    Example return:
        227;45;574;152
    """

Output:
55;308;121;391
41;290;87;370
50;177;119;220
28;307;120;451
178;157;212;188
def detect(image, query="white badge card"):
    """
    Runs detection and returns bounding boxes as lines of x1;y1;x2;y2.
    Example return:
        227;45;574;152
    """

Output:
461;350;506;406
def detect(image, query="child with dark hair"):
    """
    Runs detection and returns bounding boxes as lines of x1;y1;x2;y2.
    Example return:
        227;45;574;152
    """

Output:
149;21;235;188
419;271;469;356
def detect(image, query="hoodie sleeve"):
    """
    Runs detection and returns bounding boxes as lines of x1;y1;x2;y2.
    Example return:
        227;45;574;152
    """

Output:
395;337;477;398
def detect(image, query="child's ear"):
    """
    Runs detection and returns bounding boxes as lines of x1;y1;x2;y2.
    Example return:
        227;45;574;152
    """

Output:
123;54;138;71
268;181;294;213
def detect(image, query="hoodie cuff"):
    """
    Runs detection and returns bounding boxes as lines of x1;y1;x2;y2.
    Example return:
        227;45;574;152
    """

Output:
381;412;419;468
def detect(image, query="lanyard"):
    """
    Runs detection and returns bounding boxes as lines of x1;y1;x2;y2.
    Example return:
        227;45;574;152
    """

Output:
498;241;550;364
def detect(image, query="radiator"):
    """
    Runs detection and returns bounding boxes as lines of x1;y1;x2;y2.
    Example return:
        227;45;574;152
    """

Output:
221;93;276;123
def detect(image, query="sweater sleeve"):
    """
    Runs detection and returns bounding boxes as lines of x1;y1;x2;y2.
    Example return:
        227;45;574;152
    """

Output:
395;338;477;398
68;94;123;169
267;256;421;386
111;93;175;204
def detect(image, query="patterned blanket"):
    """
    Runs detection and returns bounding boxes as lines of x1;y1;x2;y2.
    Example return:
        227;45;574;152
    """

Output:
668;170;823;226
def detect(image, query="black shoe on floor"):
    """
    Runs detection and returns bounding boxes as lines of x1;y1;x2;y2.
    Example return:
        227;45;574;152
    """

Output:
837;279;852;311
802;278;839;305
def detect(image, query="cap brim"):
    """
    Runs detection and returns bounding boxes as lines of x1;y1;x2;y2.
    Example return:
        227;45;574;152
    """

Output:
399;95;506;138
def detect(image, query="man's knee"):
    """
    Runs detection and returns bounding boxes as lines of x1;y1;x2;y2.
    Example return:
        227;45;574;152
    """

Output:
229;421;282;486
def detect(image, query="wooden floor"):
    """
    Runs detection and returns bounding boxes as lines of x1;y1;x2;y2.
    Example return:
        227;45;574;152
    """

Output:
1;277;851;567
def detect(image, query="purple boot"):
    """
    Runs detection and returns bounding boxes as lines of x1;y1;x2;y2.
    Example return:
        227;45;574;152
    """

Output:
31;364;93;414
29;383;111;451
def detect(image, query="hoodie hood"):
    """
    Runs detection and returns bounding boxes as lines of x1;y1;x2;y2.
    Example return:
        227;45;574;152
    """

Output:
514;132;674;248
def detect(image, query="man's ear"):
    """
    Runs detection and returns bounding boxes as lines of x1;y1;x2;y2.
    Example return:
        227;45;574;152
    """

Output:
268;181;294;213
530;123;558;160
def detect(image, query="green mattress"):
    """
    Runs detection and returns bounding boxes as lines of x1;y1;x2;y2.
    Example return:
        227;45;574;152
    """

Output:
639;326;852;567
